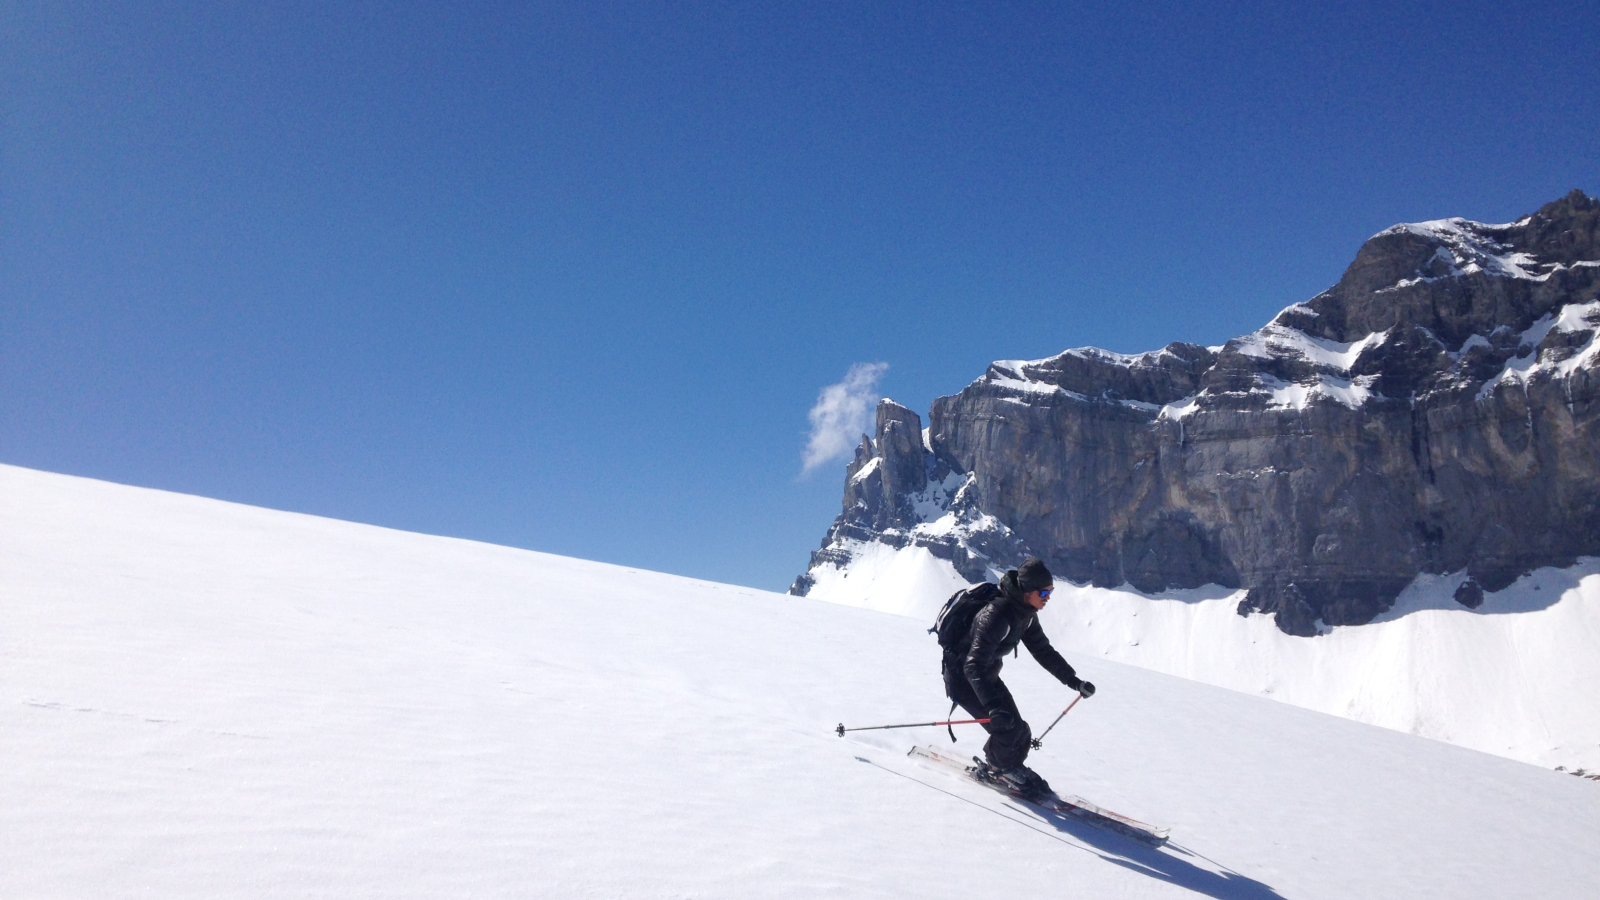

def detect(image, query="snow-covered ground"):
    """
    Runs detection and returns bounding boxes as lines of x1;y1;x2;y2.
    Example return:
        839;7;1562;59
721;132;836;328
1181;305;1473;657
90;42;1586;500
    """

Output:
4;463;1598;898
797;539;973;615
804;541;1600;773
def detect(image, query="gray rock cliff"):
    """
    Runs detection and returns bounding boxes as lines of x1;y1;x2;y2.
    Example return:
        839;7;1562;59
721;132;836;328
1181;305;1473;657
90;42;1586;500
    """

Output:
793;190;1600;635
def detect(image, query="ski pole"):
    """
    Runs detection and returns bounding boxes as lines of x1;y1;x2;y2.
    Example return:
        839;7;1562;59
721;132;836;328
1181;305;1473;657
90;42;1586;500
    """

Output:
1029;694;1081;749
836;717;989;737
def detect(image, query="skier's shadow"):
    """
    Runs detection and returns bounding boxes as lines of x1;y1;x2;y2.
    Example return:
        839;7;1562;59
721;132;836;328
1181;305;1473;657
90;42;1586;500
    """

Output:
854;753;1285;898
1020;802;1288;900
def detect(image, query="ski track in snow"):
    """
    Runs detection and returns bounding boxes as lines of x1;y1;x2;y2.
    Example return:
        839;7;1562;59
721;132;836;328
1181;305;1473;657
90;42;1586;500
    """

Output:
3;463;1598;898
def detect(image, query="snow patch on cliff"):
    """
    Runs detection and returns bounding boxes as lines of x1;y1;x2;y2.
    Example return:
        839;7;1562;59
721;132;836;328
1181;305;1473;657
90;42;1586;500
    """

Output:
849;457;880;483
1157;395;1202;420
989;318;1402;419
988;363;1182;413
988;371;1086;399
1370;217;1600;291
906;469;968;522
1233;324;1389;372
1475;300;1600;400
1257;372;1380;411
1379;217;1551;283
996;345;1184;372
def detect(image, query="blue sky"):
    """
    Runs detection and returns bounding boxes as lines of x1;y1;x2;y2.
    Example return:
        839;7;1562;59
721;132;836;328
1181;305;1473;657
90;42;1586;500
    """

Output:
3;1;1596;591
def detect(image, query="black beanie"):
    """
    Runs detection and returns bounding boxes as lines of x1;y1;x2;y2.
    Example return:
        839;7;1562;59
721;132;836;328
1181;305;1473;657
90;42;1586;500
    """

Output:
1017;558;1053;593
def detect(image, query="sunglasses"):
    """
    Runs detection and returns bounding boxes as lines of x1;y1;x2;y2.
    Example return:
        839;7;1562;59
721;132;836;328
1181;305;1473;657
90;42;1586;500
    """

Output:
1038;588;1053;599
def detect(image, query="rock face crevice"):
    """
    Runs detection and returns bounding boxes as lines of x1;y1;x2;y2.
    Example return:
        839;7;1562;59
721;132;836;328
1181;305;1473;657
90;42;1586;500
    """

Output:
793;190;1600;636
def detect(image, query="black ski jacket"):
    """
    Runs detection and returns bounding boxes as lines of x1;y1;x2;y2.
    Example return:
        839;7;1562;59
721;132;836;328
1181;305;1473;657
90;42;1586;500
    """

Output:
960;570;1079;710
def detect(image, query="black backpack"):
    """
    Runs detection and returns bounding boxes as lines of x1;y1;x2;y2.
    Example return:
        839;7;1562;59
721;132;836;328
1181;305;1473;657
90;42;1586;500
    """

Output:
929;581;1001;650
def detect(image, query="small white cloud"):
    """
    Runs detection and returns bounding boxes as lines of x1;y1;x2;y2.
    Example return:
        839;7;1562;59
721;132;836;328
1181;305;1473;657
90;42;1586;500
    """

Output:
801;362;889;476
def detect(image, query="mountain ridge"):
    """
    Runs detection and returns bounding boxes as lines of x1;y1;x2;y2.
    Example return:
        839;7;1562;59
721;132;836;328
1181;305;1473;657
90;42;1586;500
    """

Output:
794;189;1600;635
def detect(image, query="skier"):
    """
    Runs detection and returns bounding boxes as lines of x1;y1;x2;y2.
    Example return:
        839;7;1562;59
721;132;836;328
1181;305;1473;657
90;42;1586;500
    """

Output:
945;557;1094;797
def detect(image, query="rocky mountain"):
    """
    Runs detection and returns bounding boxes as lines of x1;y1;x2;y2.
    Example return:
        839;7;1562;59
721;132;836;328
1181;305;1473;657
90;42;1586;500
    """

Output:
792;189;1600;635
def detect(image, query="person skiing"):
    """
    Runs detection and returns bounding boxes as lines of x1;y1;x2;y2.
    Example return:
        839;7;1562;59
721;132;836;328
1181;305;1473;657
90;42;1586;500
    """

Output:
944;557;1094;797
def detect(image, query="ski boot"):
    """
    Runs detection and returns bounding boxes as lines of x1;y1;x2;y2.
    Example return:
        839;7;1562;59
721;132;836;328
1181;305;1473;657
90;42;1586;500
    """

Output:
996;764;1053;800
971;758;1052;799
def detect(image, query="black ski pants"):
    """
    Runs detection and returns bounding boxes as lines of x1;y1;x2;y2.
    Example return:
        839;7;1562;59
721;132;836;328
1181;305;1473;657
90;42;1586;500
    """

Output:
943;653;1032;770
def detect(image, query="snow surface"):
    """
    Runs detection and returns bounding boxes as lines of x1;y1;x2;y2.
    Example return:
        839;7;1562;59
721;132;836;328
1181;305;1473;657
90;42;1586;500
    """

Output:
805;541;1600;773
798;538;972;615
5;463;1600;898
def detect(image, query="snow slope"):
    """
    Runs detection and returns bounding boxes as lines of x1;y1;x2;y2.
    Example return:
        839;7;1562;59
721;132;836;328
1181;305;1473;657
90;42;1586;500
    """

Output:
795;538;972;615
4;463;1598;898
805;543;1600;772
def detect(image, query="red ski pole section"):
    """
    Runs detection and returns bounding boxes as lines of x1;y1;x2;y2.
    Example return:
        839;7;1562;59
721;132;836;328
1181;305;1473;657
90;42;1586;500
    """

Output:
1030;694;1082;748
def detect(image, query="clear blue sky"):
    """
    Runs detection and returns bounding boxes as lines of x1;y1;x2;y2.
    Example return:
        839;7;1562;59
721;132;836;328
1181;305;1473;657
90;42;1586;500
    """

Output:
3;1;1596;591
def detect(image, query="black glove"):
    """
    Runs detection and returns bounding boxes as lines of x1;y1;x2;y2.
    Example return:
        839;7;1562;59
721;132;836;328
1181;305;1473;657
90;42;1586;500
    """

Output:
986;709;1016;730
1078;681;1096;699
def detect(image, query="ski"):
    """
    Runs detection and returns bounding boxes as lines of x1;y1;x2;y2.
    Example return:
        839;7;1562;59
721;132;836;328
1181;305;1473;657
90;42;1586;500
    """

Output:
908;745;1171;846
